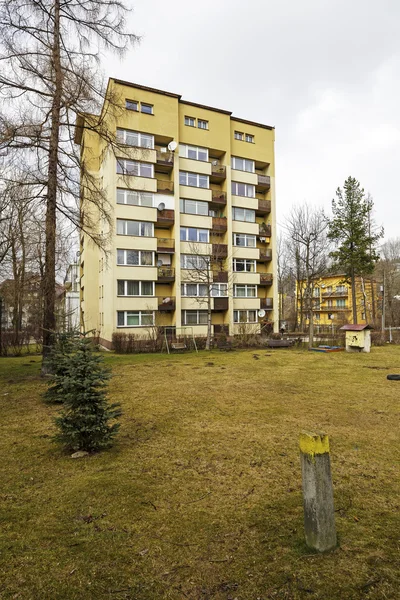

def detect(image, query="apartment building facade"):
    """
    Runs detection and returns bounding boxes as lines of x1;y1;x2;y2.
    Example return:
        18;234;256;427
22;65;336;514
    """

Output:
77;80;277;347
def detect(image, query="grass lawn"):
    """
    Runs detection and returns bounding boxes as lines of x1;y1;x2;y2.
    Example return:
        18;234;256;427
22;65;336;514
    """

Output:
1;346;399;600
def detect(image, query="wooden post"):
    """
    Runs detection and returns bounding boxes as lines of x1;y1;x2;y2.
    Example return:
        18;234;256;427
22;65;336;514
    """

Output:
300;432;337;552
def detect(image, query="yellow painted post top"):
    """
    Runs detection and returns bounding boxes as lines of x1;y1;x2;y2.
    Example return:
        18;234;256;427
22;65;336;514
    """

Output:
299;432;330;456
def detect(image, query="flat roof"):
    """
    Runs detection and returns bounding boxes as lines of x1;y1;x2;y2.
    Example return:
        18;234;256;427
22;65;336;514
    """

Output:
111;78;274;130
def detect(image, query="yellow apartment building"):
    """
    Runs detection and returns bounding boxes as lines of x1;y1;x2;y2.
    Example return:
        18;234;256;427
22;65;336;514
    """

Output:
76;79;277;347
299;274;379;330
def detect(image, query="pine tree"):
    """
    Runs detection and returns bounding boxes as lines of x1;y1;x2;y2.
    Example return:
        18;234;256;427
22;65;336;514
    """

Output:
327;177;383;324
52;336;121;452
43;330;80;404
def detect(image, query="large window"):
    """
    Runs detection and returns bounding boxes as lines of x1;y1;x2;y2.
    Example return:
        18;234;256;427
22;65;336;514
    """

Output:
234;310;257;323
233;207;256;223
117;311;154;327
231;156;255;173
117;249;154;266
117;280;154;296
336;285;347;293
182;310;208;325
117;159;153;178
180;199;208;216
116;219;153;237
233;233;256;248
117;189;154;207
116;129;154;149
180;227;209;243
233;258;256;272
181;254;208;269
179;144;208;162
179;171;209;188
211;283;228;297
181;283;208;297
234;284;257;298
336;299;346;308
231;181;255;198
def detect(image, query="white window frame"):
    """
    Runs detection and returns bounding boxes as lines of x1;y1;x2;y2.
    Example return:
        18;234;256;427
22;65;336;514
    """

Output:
126;99;138;111
336;285;347;293
117;311;155;327
180;198;209;216
245;133;254;143
179;171;209;189
231;156;255;173
181;283;208;297
179;144;209;162
211;283;228;297
234;284;257;298
181;310;208;325
198;119;208;130
117;189;154;207
117;280;155;297
336;299;346;308
233;309;257;323
180;227;209;243
184;116;195;127
180;254;209;269
232;258;256;272
117;249;155;267
116;129;154;149
233;233;256;248
116;219;154;237
232;207;256;223
117;159;154;178
234;131;244;141
141;103;153;115
231;181;255;198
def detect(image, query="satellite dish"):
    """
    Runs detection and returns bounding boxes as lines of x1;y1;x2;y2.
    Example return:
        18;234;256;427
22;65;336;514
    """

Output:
167;141;177;151
157;202;165;211
258;309;266;318
157;259;163;267
212;160;218;166
163;297;171;304
260;237;266;243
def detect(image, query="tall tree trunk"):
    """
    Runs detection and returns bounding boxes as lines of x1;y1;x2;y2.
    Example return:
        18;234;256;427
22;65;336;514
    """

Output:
42;0;62;373
370;277;376;321
351;269;357;324
206;272;212;351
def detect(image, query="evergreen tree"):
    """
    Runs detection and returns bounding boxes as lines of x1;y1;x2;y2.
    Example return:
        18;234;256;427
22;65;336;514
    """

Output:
52;336;121;452
43;330;80;404
327;177;383;323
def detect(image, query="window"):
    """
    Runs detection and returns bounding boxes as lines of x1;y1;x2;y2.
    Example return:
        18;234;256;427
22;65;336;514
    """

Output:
326;286;332;293
117;159;154;178
117;189;154;207
233;258;256;272
231;181;255;198
181;254;209;269
116;129;154;149
336;299;346;308
245;134;254;143
336;285;347;293
179;144;208;162
117;249;154;266
184;116;195;127
198;119;208;130
233;207;255;223
181;283;208;297
117;280;154;296
234;131;243;141
180;199;208;216
211;283;228;297
182;310;208;325
180;227;209;243
116;219;153;237
234;310;257;323
231;156;255;173
233;233;256;248
117;311;154;327
179;171;209;188
234;284;257;298
126;99;138;111
141;103;153;114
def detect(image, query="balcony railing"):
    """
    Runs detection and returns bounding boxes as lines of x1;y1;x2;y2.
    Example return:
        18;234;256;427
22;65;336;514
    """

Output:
260;297;273;309
258;249;272;262
318;305;348;312
213;270;228;283
256;174;271;191
321;291;348;298
211;191;227;206
213;297;229;311
259;272;273;285
258;223;272;238
158;297;176;311
156;209;174;227
157;267;175;282
157;238;175;253
157;180;174;194
256;199;271;216
211;217;227;233
212;243;228;259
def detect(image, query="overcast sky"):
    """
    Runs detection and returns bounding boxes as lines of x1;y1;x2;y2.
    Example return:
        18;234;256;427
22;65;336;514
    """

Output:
105;0;400;240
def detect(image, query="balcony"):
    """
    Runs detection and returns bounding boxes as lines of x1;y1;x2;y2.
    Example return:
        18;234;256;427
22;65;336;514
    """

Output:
157;238;175;253
258;249;272;262
157;179;174;194
256;174;271;191
256;199;271;216
213;270;228;283
210;163;226;183
321;291;349;298
258;223;271;238
210;190;227;207
156;209;174;228
155;149;174;173
319;305;348;312
260;297;273;310
157;266;175;282
259;272;273;285
158;296;176;311
212;243;228;259
213;297;229;311
211;217;227;233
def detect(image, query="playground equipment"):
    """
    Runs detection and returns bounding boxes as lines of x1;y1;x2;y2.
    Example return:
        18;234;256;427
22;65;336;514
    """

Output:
163;327;198;354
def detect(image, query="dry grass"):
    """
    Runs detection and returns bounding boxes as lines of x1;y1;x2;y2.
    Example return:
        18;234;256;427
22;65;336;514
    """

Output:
1;346;400;599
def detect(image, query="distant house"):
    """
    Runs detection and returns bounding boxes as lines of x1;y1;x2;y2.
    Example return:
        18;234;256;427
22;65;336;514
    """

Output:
63;264;80;330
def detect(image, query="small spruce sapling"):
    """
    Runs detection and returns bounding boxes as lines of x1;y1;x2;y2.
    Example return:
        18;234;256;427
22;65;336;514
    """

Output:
53;335;121;452
43;330;80;403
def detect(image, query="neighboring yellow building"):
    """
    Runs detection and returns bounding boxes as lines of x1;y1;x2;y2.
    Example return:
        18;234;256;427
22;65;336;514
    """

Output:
299;274;379;330
76;79;277;347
